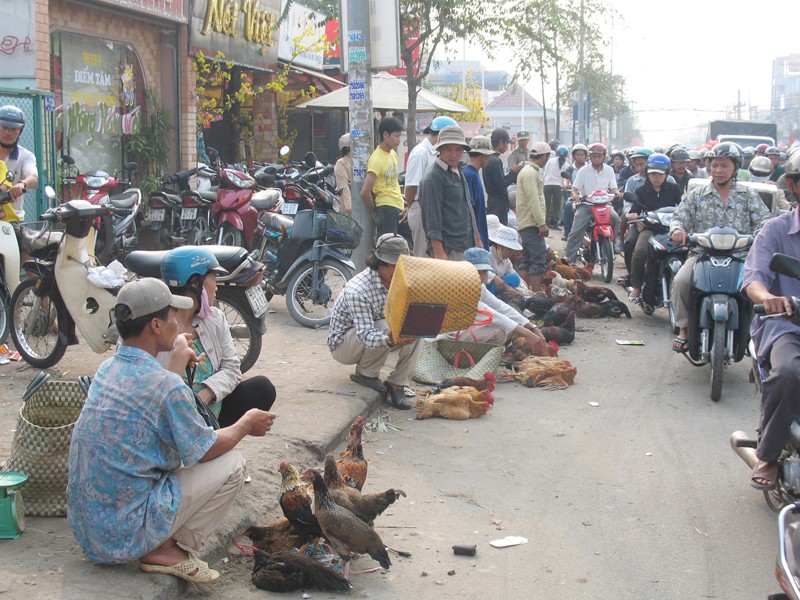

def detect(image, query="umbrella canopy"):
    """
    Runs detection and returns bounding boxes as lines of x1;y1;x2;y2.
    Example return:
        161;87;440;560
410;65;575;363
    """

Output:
295;71;470;113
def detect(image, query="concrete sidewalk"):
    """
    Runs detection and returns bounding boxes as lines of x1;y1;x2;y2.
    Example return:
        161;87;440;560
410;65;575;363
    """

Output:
0;300;400;600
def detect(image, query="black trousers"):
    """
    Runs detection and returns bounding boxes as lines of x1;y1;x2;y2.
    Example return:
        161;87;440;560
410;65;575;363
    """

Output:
218;376;276;428
757;333;800;462
486;197;509;225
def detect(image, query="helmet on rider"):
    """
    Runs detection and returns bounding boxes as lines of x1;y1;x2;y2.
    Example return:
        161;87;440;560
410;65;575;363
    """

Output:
161;246;228;291
688;150;703;161
748;156;773;176
706;142;743;171
646;153;671;173
338;133;351;151
423;116;458;135
556;145;569;157
786;150;800;178
765;146;781;157
670;148;690;162
755;143;770;155
588;143;607;155
0;105;25;130
571;143;588;158
611;149;625;160
629;147;654;159
742;146;755;159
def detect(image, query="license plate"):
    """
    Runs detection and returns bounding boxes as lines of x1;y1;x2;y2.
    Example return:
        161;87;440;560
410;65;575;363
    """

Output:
245;285;269;317
181;207;198;220
281;202;299;215
148;208;166;222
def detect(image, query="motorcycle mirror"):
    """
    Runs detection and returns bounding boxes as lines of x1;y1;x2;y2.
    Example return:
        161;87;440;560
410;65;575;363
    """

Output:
123;161;138;172
622;191;637;204
320;165;334;177
304;151;317;168
44;186;56;200
207;147;219;159
279;145;291;157
769;253;800;280
61;155;75;165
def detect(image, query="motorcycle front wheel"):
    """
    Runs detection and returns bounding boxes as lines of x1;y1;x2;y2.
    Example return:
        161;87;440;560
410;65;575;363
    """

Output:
186;213;211;246
10;278;68;368
215;287;262;374
286;259;354;328
710;323;726;402
218;223;243;247
599;237;614;283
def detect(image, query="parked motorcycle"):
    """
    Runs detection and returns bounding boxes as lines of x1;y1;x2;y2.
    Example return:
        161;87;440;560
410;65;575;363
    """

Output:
125;245;268;373
681;226;753;401
147;168;217;249
251;171;360;328
578;190;616;283
628;206;687;322
731;252;800;512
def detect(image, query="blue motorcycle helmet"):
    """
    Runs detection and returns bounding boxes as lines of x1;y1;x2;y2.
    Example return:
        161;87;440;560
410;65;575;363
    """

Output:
556;145;569;157
646;153;671;174
423;116;458;135
161;246;227;290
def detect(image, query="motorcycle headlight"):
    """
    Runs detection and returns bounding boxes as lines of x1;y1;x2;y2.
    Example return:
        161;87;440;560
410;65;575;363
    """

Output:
734;236;752;249
84;176;109;188
225;170;255;189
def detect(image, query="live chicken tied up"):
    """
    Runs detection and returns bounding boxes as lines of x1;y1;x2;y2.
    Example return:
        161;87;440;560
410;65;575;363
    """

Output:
503;355;578;390
242;519;303;554
278;461;322;545
302;469;391;577
415;386;494;420
438;371;497;392
251;548;351;593
336;415;368;491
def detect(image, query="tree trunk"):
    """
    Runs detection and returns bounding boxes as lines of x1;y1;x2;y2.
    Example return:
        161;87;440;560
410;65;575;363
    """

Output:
539;51;549;142
553;29;560;141
405;55;417;151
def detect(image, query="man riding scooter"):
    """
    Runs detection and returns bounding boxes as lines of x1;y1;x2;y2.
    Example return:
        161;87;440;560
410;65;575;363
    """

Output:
742;151;800;491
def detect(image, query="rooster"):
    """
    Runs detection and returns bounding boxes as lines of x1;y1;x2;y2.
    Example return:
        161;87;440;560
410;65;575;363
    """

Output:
302;469;391;578
242;519;303;554
574;280;622;304
519;295;556;318
415;386;493;420
554;261;593;281
438;372;497;392
336;416;367;491
503;355;578;390
278;462;322;546
323;454;405;526
251;548;351;593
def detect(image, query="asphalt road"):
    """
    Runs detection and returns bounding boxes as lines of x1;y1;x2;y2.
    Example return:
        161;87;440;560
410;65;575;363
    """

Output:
200;298;779;600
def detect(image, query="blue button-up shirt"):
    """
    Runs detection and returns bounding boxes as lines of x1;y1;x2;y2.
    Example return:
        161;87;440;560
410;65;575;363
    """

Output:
743;209;800;364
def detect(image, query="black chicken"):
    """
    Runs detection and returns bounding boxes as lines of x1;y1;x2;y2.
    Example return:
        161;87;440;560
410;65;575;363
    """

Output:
251;548;351;593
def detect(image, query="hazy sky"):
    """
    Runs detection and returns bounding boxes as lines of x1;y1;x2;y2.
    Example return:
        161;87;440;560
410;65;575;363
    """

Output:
470;0;797;146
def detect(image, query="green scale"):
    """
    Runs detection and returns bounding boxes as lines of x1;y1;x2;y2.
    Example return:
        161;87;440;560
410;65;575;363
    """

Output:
0;472;28;539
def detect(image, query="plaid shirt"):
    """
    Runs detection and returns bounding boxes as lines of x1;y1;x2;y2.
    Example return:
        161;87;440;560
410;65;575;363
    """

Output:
327;268;391;351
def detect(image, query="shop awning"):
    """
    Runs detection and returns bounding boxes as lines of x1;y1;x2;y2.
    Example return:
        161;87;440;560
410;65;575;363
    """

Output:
285;64;346;88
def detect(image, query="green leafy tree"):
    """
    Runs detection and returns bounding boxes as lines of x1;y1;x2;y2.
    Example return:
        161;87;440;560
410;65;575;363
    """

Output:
436;72;487;125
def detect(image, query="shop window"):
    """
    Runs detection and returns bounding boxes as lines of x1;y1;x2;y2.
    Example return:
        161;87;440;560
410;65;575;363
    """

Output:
50;31;146;177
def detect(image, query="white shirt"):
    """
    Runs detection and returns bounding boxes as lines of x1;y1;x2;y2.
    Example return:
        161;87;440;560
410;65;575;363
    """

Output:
404;137;437;200
4;144;37;219
542;156;568;187
572;163;618;198
477;285;528;334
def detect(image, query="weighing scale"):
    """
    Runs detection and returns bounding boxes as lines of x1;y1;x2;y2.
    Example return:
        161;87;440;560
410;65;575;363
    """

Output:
0;472;28;539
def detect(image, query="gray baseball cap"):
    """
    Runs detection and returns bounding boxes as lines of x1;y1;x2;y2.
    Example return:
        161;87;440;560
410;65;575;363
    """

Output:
115;278;193;320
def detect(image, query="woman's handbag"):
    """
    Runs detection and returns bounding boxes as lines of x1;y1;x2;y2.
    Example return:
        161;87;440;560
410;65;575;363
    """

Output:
2;372;90;517
412;339;504;385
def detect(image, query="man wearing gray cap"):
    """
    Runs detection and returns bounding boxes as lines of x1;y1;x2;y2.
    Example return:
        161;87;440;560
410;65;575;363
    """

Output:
67;278;276;584
328;234;422;409
515;141;552;293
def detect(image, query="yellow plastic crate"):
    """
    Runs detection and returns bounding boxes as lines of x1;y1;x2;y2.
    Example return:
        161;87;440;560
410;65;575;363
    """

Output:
385;255;481;342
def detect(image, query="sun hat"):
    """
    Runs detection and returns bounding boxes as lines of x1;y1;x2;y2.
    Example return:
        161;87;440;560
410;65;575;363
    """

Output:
463;247;493;271
488;225;523;250
468;135;497;156
373;233;409;265
434;125;471;151
529;141;552;157
115;278;194;320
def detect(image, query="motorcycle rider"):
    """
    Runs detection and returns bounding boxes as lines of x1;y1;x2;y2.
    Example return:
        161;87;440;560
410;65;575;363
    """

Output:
742;147;755;171
333;133;352;214
668;147;693;194
560;144;588;240
688;150;707;178
741;150;800;490
565;143;620;263
625;153;683;307
0;105;38;221
669;142;770;352
766;146;785;182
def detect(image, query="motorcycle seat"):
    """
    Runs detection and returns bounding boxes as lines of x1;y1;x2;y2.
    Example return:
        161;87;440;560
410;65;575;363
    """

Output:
124;250;169;278
251;188;282;210
149;191;182;207
197;190;217;203
204;244;250;272
109;189;139;209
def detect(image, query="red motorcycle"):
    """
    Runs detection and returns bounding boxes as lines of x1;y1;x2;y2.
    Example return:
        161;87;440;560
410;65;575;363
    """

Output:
578;190;616;283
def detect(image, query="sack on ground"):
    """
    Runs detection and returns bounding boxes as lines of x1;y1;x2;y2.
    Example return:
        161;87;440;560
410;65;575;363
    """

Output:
413;339;503;384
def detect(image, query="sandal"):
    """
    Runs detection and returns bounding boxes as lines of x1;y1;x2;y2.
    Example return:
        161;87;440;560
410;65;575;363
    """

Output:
672;337;689;353
750;461;779;491
140;553;220;585
627;294;641;305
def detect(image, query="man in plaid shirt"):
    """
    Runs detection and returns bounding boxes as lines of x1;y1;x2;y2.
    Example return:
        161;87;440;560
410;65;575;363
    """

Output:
328;234;421;409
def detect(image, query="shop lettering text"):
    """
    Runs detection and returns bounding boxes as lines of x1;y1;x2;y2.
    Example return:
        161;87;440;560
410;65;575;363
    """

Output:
74;68;114;87
82;52;101;66
202;0;275;46
56;102;142;138
0;35;33;56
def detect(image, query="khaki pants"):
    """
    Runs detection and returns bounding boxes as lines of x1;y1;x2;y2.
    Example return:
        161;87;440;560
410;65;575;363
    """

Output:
671;255;698;328
407;201;429;257
167;451;245;554
331;319;423;386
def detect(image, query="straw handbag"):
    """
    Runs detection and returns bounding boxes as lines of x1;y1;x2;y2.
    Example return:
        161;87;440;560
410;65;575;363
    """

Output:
2;372;90;517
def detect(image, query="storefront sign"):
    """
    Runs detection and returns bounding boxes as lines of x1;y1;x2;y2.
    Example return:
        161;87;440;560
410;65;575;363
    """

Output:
84;0;189;24
190;0;280;71
0;0;36;80
277;1;325;71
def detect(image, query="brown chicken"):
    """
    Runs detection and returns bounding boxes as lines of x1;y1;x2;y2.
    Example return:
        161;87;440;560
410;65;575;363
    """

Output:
278;462;322;545
336;415;368;491
323;454;405;526
302;469;391;577
242;519;303;553
503;355;578;389
554;261;593;281
251;548;351;593
574;280;621;304
415;386;493;420
439;372;497;392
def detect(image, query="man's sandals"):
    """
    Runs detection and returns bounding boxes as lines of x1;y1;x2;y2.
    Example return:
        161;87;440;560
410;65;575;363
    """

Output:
140;553;220;584
672;337;689;353
751;461;779;491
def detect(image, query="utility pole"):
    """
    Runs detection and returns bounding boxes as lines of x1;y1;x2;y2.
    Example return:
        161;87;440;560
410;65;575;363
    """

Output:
576;0;585;143
347;0;374;271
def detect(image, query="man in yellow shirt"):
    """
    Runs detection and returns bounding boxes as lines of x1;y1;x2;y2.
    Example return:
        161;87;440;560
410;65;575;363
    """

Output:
361;117;405;237
515;141;551;293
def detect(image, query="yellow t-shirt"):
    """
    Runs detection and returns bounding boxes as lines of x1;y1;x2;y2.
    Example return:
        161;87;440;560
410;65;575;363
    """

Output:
0;160;18;222
366;147;404;210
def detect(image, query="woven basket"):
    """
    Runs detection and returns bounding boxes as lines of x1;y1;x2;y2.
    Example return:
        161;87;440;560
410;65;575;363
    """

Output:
3;375;88;517
412;339;503;385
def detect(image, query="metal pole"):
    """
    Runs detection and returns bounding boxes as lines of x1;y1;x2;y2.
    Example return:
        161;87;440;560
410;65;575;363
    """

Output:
346;0;374;271
577;0;585;143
